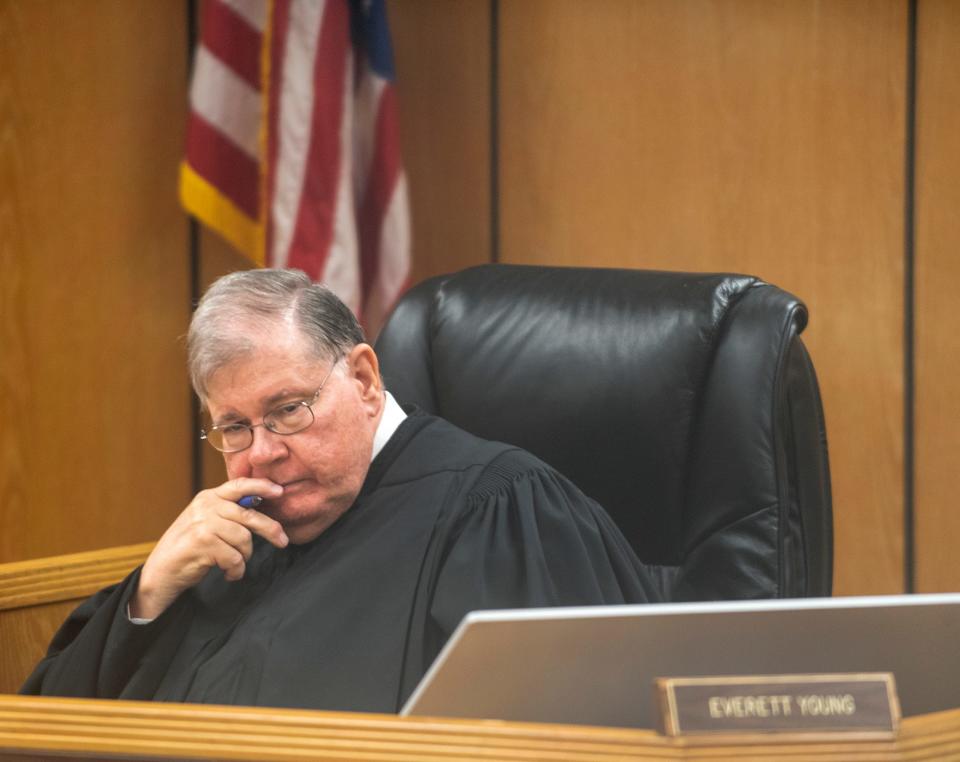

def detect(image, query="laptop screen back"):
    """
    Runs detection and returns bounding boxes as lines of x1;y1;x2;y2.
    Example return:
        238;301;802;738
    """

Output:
401;594;960;729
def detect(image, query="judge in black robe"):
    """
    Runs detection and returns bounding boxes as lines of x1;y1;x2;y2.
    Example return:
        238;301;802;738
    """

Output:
22;270;663;712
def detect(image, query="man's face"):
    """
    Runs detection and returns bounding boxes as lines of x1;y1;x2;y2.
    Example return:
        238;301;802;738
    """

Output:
205;332;384;544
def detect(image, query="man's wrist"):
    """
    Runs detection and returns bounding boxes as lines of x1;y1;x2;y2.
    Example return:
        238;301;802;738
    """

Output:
129;574;173;621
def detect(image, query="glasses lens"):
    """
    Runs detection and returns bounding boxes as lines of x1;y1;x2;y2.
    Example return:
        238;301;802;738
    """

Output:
265;402;314;434
204;424;253;453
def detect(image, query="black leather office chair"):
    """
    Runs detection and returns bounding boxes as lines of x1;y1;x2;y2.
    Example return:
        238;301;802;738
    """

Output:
374;264;832;601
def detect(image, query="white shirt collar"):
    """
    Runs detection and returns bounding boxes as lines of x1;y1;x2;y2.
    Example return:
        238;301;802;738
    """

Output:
371;391;407;462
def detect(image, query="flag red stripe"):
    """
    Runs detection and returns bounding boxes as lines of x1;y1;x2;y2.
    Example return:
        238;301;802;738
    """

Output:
200;0;262;90
285;0;350;280
264;0;291;267
185;112;260;218
358;85;402;301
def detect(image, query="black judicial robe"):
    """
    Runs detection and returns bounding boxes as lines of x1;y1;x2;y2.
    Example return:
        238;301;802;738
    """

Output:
22;412;662;711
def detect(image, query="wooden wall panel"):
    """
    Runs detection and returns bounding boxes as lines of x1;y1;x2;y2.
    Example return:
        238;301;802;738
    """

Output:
5;0;949;595
499;0;907;595
915;0;960;592
0;1;191;562
388;0;491;286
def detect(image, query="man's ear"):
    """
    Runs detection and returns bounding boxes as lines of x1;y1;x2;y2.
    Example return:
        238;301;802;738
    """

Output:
346;343;383;413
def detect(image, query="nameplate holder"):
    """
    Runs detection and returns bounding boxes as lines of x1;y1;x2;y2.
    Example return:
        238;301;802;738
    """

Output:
656;673;900;741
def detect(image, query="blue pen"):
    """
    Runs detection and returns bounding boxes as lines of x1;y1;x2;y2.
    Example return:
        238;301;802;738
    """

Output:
237;495;263;509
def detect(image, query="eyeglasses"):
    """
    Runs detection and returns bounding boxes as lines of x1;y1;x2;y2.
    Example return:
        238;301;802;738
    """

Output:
200;365;336;453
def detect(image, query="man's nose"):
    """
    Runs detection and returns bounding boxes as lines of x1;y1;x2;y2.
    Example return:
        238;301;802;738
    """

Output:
246;426;288;466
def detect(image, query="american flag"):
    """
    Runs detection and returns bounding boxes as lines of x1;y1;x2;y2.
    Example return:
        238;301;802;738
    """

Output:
180;0;411;336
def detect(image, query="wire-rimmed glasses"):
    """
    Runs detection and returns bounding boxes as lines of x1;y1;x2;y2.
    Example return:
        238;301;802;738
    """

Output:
200;364;336;453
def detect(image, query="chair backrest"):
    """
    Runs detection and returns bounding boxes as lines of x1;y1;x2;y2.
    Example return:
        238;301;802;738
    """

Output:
374;264;833;600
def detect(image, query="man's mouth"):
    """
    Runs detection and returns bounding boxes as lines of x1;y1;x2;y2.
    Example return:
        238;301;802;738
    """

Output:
279;478;311;493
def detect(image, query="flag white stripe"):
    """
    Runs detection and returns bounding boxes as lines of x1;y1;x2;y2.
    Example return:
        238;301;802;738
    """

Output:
364;173;411;335
221;0;267;32
321;57;361;314
190;46;262;159
271;0;326;268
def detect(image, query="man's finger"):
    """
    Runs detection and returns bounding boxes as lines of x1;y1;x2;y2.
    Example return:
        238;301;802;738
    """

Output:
214;478;283;502
211;517;255;561
211;544;247;581
220;502;289;548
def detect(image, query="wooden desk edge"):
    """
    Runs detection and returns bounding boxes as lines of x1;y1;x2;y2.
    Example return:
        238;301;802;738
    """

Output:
0;695;958;761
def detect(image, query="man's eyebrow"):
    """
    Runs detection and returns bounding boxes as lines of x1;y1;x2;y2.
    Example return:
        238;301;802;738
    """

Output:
211;409;247;426
211;388;313;425
262;387;313;408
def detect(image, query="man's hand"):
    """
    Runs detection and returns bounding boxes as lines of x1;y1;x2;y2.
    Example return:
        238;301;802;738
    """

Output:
130;478;288;620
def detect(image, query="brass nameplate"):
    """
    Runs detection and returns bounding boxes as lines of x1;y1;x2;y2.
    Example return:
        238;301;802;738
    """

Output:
656;673;900;739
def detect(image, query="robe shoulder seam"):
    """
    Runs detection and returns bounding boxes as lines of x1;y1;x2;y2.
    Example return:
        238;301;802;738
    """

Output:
465;448;552;503
376;460;490;491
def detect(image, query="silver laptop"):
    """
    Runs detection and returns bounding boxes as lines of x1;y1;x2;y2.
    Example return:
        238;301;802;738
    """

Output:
401;594;960;729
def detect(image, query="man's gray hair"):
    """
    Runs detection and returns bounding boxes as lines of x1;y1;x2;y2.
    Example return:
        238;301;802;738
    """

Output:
188;268;365;402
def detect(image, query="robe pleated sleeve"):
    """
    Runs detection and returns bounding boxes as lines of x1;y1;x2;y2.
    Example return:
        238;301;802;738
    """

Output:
20;568;192;698
428;452;662;637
